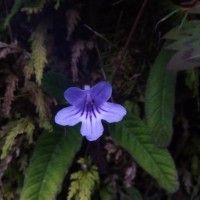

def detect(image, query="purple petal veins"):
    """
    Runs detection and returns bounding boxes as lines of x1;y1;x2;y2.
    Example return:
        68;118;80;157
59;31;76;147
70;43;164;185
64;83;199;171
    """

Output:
55;81;127;141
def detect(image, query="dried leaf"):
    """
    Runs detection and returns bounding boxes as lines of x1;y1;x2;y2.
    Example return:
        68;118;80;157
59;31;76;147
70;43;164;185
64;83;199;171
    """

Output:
0;155;12;186
181;169;193;194
71;40;85;82
0;41;21;59
123;163;136;187
66;9;80;40
2;74;18;116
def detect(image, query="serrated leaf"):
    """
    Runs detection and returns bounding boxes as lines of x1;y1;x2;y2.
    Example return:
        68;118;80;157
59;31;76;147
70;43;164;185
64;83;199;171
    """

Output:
41;72;73;103
1;117;34;159
26;22;48;85
145;50;176;147
166;46;200;71
67;157;99;200
20;126;82;200
112;114;179;193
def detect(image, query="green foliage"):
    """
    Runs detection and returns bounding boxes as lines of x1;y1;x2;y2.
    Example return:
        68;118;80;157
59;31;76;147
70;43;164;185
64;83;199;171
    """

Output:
25;23;48;85
20;126;82;200
120;187;143;200
99;186;113;200
3;0;26;28
145;50;176;147
185;69;199;97
67;157;99;200
23;0;47;14
112;113;179;193
41;72;73;103
125;187;143;200
24;81;52;130
164;20;200;71
0;117;35;159
2;1;200;199
164;20;200;41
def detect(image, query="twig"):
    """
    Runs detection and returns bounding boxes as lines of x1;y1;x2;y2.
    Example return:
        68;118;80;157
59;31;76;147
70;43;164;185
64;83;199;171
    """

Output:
0;93;29;100
95;44;107;81
84;24;118;49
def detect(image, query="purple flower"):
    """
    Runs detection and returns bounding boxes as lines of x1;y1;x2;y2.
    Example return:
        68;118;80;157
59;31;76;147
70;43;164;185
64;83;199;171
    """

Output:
55;81;126;141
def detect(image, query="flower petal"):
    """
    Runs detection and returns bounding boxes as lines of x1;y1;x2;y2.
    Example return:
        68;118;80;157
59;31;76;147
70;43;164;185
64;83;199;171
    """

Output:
80;118;103;141
100;102;127;123
64;87;86;106
55;106;82;126
90;81;112;105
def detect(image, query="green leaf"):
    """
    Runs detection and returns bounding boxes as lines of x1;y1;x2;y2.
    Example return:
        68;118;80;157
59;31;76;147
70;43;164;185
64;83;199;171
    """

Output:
145;50;176;147
99;186;113;200
41;72;73;103
20;126;82;200
125;187;143;200
112;113;179;193
165;36;200;51
3;0;26;28
120;187;143;200
67;157;99;200
163;20;200;40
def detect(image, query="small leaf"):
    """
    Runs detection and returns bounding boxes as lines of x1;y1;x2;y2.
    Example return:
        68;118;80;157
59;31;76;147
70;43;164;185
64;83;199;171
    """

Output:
41;72;73;103
112;113;179;193
145;50;176;147
166;46;200;71
1;117;35;159
67;157;99;200
20;126;82;200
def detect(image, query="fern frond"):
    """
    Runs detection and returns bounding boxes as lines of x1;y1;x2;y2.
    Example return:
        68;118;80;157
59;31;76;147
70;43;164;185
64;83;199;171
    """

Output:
0;117;35;159
2;74;18;116
26;23;47;85
67;157;99;200
22;0;47;14
25;81;52;130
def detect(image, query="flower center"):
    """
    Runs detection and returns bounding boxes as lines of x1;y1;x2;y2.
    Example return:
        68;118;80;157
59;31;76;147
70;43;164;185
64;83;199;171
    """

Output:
81;94;100;120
